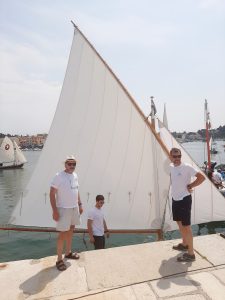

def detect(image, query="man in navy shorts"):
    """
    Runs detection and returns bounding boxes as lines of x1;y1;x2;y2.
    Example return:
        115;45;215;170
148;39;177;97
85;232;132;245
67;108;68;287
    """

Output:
170;148;205;262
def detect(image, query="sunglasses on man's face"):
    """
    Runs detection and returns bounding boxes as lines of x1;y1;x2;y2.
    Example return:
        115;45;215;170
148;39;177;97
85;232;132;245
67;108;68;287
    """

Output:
172;155;181;159
67;162;76;167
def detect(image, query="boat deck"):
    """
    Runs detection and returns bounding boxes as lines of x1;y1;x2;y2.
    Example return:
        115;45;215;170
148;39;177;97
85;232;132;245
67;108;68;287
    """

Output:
1;234;225;299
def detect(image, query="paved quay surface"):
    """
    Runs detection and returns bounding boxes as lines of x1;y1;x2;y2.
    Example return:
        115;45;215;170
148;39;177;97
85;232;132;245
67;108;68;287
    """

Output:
0;234;225;300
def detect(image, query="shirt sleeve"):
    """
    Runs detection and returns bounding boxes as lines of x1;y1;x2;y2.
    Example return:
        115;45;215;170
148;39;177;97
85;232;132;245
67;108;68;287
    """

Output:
186;164;198;177
88;209;94;220
50;173;60;189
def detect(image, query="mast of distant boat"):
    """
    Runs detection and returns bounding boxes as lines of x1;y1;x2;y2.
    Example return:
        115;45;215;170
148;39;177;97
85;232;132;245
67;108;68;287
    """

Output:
205;99;211;170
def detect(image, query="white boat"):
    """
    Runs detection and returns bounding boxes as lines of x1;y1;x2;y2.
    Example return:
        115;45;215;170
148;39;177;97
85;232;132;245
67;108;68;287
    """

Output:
0;136;27;169
6;24;225;236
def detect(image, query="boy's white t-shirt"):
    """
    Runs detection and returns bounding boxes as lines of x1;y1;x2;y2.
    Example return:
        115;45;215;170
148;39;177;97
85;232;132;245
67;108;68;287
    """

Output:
88;207;105;236
170;163;198;201
51;171;79;208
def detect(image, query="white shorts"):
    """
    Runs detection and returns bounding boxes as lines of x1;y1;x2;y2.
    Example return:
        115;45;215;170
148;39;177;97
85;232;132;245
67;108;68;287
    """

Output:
56;207;81;232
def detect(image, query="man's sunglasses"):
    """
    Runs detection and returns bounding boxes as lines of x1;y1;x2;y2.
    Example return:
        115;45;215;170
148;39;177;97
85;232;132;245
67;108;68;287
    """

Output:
67;162;76;167
172;155;181;159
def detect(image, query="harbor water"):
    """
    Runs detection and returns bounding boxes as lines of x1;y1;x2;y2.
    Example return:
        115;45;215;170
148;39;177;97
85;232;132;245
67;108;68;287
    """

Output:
0;141;225;263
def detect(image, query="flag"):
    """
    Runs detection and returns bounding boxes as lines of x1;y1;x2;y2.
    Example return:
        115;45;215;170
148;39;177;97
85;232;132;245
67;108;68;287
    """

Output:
205;99;211;129
150;99;157;117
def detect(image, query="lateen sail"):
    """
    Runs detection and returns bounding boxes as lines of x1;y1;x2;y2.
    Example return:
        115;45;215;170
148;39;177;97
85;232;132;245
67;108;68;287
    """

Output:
10;26;171;231
9;26;225;232
13;141;27;165
0;136;27;168
0;137;14;165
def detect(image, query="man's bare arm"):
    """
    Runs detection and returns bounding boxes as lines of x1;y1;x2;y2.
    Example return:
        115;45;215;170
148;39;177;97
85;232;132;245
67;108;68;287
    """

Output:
50;187;59;221
187;172;205;192
103;219;109;238
87;219;95;243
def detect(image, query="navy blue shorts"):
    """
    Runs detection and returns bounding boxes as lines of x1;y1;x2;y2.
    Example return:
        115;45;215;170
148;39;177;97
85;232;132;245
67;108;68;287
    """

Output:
172;195;192;226
93;235;105;249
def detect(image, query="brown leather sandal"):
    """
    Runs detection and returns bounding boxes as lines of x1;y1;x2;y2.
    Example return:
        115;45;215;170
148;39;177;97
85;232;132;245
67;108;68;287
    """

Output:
56;260;67;271
172;243;188;251
177;253;196;262
65;252;80;260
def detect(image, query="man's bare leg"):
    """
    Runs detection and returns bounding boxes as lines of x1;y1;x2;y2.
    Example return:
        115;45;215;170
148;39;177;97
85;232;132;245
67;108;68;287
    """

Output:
57;231;66;261
65;225;75;256
180;224;194;255
176;221;188;246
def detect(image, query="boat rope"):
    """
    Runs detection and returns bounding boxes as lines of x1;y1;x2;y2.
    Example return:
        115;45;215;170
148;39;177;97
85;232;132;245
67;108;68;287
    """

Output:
82;232;88;250
160;182;171;234
19;192;23;216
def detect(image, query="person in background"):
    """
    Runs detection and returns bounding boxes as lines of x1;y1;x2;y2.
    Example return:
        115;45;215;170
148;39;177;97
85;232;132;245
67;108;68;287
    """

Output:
50;155;83;271
170;148;205;262
212;169;224;189
87;195;109;249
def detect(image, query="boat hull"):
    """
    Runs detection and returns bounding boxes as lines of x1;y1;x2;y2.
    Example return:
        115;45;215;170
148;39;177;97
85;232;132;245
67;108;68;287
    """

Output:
0;164;24;170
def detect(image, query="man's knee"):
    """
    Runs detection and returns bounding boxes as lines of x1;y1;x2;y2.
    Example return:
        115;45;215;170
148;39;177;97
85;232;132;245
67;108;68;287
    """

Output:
182;225;191;233
58;231;67;240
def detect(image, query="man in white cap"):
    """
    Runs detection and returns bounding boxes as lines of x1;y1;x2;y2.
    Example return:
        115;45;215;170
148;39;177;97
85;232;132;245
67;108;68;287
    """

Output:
50;155;83;271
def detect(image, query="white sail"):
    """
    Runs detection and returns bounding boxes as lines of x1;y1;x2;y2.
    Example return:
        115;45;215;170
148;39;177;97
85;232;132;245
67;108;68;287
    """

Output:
10;26;225;232
0;137;17;168
0;137;14;164
159;120;225;230
13;141;27;165
0;136;27;168
10;27;172;231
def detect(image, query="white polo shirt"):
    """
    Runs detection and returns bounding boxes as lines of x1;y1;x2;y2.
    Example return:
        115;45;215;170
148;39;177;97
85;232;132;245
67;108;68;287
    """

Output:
51;171;79;208
170;163;198;201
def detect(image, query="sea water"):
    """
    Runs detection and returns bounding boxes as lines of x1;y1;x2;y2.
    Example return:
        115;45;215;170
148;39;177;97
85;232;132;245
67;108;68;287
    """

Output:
0;141;225;263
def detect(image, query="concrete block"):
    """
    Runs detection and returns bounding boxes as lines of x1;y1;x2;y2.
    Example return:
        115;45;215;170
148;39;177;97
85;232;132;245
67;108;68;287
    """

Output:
194;234;225;265
190;271;225;300
150;275;198;298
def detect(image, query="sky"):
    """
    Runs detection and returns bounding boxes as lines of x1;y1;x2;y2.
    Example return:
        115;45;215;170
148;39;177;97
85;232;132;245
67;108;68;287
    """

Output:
0;0;225;135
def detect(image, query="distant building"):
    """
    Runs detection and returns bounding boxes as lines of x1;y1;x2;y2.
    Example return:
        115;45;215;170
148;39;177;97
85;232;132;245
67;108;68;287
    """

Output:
18;134;48;149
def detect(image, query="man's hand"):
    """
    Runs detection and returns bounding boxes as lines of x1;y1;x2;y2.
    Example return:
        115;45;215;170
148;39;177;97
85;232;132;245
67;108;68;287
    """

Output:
90;236;95;244
187;184;193;193
53;209;59;221
79;206;83;214
106;231;110;239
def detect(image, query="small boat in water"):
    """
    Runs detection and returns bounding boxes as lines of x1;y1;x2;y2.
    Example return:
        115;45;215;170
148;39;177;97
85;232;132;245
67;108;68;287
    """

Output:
210;147;218;154
0;136;27;169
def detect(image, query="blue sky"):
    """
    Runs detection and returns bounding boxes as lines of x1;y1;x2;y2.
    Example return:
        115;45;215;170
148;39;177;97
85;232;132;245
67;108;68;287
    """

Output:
0;0;224;134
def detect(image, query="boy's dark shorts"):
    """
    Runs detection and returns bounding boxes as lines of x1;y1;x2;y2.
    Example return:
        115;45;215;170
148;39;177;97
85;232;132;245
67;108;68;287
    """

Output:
172;195;192;226
93;235;105;249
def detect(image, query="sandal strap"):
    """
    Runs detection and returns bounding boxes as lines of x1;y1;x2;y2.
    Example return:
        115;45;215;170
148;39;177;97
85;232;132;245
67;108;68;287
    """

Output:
65;252;80;259
177;253;195;262
56;260;67;271
173;243;188;251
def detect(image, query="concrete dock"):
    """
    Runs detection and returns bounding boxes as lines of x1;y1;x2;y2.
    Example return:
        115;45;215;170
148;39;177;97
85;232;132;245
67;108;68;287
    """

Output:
1;234;225;299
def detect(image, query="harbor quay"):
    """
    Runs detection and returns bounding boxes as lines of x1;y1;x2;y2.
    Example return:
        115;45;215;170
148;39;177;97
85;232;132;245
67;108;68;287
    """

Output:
0;234;225;299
